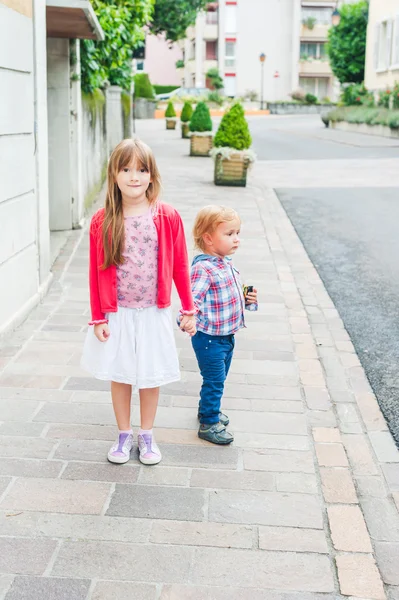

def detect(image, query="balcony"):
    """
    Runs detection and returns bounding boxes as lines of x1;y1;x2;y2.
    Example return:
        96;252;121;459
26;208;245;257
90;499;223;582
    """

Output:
301;23;329;40
299;58;332;76
204;23;218;40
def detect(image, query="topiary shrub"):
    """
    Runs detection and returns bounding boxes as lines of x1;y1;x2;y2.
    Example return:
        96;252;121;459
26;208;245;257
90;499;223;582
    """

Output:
214;103;252;151
165;101;176;118
189;102;213;132
180;101;193;122
134;73;155;99
305;93;318;105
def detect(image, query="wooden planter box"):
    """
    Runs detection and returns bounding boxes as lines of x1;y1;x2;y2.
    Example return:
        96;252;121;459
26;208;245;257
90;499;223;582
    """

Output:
181;122;190;138
214;154;249;187
190;134;213;157
166;119;177;130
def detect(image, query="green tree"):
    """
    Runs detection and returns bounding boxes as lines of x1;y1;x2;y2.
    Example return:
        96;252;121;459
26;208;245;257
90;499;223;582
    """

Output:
327;1;368;84
151;0;207;42
165;101;176;118
180;101;193;122
214;103;252;151
189;102;212;132
81;0;154;93
134;73;155;99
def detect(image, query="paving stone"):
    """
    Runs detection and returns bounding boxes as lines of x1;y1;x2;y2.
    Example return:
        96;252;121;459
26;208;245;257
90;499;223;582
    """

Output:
304;388;331;411
63;377;110;391
160;586;337;600
374;542;399;585
33;402;115;424
361;497;399;542
0;436;55;459
151;520;253;549
356;475;389;498
190;547;334;592
335;553;385;599
393;492;399;512
244;449;315;473
0;538;57;575
320;468;358;503
107;484;205;521
0;374;65;389
356;393;388;431
52;540;192;582
315;443;349;467
0;459;63;479
250;399;304;413
138;466;189;486
329;389;355;403
233;432;309;451
382;465;399;491
55;439;114;461
312;427;341;443
388;586;399;600
275;473;318;494
0;399;40;422
62;461;140;484
46;423;115;440
208;490;323;528
259;526;328;553
190;469;275;491
0;422;46;437
343;434;379;475
336;403;363;434
161;444;239;469
368;432;399;463
4;576;90;600
0;575;14;599
0;511;151;542
328;505;372;552
1;478;111;515
92;581;157;600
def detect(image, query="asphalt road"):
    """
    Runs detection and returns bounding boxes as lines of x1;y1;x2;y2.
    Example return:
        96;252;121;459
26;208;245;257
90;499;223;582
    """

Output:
248;115;399;444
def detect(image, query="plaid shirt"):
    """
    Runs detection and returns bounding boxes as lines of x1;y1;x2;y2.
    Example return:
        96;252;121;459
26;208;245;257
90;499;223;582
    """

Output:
191;255;245;336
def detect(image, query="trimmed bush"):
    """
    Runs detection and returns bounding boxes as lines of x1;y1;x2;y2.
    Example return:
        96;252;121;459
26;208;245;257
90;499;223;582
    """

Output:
189;102;212;132
305;93;318;105
134;73;155;99
165;101;176;118
180;101;193;122
324;106;399;129
154;85;180;95
214;103;252;151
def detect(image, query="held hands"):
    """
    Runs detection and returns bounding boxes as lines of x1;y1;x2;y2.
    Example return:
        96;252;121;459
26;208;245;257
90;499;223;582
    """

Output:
179;314;197;337
245;288;258;305
94;323;110;342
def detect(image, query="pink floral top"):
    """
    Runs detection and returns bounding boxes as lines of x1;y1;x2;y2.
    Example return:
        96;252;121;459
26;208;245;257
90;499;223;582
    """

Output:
116;209;158;308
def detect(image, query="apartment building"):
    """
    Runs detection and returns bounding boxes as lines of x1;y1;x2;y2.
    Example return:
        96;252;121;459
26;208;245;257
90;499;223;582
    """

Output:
365;0;399;91
180;0;354;102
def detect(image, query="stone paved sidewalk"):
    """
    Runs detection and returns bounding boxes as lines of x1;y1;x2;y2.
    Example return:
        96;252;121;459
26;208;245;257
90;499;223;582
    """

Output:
0;120;398;600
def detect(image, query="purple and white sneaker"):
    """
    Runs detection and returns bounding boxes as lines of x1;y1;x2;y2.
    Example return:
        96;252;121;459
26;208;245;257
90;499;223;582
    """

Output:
107;432;134;464
137;432;162;465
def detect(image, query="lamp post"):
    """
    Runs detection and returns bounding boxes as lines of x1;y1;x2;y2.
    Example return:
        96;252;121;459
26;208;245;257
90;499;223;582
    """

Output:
259;52;266;110
332;4;340;26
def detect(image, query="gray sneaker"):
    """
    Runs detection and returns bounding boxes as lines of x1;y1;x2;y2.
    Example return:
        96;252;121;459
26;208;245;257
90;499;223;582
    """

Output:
198;422;234;445
198;412;230;426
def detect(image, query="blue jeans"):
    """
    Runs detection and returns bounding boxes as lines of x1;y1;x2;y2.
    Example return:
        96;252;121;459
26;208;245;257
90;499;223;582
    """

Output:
191;331;235;425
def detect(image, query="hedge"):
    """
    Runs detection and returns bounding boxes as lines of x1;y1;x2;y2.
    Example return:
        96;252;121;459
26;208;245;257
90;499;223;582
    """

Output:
325;106;399;129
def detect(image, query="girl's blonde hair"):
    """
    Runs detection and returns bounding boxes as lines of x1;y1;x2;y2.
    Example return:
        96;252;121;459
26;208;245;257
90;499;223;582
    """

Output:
193;205;240;252
102;138;161;269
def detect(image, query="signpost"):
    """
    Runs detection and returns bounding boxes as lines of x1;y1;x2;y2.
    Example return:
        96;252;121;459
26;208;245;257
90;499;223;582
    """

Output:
259;52;266;110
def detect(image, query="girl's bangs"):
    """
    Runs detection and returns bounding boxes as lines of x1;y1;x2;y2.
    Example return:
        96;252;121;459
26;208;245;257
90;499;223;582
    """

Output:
116;141;152;174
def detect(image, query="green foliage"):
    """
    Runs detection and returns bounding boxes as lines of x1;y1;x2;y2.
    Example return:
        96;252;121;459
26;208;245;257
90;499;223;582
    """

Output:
134;73;155;99
150;0;207;42
393;83;399;110
327;1;368;84
325;106;399;129
206;68;224;90
214;103;252;151
121;91;132;118
175;59;185;69
154;84;180;95
378;89;391;109
180;101;193;122
208;91;224;106
165;101;176;118
189;101;213;132
305;93;318;105
80;0;154;93
302;17;316;30
82;89;106;127
340;83;367;106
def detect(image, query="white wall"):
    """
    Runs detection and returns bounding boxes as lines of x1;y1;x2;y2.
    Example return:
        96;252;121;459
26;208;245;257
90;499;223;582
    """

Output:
82;95;108;206
0;1;43;334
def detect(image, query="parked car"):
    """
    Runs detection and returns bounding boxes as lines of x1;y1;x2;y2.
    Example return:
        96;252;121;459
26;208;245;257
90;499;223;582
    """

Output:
156;87;209;100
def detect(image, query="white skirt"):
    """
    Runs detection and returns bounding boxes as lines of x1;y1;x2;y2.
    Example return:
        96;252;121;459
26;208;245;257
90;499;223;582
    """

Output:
81;306;180;389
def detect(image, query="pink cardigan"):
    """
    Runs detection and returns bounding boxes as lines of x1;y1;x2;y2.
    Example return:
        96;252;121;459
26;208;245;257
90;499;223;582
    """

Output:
88;203;194;324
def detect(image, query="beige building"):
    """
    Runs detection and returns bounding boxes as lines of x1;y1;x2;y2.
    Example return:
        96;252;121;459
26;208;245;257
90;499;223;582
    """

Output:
365;0;399;91
177;0;355;102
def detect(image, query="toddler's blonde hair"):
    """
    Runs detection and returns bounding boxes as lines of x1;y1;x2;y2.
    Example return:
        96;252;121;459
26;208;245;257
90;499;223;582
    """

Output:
193;205;240;252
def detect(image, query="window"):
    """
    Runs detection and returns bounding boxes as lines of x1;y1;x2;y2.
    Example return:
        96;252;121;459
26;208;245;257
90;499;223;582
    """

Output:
225;40;236;69
190;41;196;60
300;42;327;59
299;77;330;99
376;20;393;71
206;10;218;25
225;4;237;33
302;7;332;25
206;41;217;60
